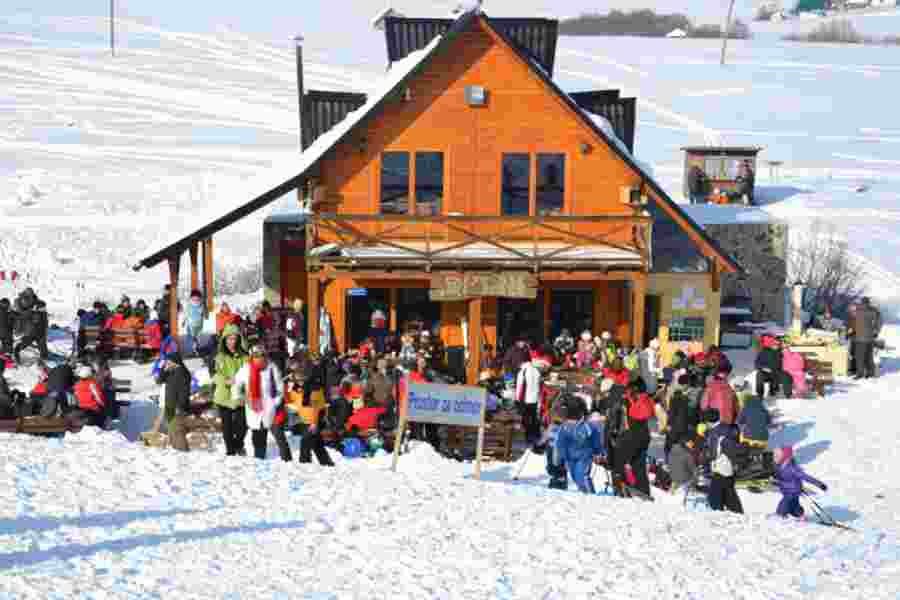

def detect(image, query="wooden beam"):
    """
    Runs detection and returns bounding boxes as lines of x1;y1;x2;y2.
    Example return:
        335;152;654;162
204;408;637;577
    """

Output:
631;273;647;348
467;297;483;385
203;238;214;312
167;255;180;340
711;260;721;293
389;287;398;332
307;276;320;354
189;242;199;293
313;214;651;224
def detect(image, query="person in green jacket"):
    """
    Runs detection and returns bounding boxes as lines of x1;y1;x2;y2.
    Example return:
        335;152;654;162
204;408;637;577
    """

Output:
214;323;249;456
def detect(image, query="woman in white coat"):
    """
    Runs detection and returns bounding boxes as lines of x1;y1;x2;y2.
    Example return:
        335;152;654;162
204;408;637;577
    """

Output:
233;345;292;461
639;338;661;396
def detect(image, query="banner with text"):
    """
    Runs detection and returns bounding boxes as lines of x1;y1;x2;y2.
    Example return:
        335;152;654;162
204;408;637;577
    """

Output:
405;380;486;428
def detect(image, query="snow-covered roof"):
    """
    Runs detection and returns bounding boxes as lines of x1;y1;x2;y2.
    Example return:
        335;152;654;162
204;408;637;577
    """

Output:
666;28;688;38
681;205;776;226
327;242;643;265
135;31;444;270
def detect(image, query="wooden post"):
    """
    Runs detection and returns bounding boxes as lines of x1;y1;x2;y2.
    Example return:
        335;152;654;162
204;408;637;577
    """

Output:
473;387;487;480
467;297;483;385
168;255;180;339
391;375;408;473
632;273;647;348
203;238;214;312
389;287;398;332
307;275;320;353
711;261;721;293
189;242;199;293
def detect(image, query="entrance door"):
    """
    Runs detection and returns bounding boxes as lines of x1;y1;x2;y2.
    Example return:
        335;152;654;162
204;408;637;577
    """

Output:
644;294;662;348
549;289;593;341
497;292;545;351
346;288;390;348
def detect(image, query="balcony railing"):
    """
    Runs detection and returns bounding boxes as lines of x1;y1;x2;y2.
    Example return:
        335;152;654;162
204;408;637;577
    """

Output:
307;213;651;272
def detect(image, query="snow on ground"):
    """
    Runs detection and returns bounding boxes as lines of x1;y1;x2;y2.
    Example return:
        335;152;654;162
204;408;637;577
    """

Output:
2;327;900;598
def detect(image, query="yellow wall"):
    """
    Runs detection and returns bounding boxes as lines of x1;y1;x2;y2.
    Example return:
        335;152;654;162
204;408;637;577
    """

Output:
647;273;721;365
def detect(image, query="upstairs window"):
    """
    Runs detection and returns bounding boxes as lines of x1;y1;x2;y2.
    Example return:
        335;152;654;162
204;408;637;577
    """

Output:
415;152;443;216
537;154;565;216
501;153;530;216
380;152;410;214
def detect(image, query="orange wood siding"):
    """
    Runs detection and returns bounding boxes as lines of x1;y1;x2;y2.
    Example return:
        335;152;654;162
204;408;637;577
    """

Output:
314;18;640;244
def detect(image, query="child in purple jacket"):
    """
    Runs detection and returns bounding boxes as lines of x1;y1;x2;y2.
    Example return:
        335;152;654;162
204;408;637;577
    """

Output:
773;446;827;518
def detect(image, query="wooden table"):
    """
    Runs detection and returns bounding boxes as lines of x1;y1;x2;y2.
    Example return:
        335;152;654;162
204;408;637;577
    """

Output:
790;344;849;378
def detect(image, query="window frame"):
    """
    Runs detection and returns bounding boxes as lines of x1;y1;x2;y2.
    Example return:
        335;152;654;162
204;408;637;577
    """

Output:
535;153;566;217
500;152;567;217
379;150;446;216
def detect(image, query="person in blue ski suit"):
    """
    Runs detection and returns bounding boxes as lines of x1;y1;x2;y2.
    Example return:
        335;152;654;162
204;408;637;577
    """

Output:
554;394;606;494
773;446;827;518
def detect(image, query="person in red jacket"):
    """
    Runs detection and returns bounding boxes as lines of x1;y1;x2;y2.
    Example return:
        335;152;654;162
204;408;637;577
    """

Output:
73;364;106;427
701;366;738;424
603;358;631;387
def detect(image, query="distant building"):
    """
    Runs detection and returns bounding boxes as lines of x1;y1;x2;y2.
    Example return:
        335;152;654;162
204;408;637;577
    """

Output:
667;28;688;38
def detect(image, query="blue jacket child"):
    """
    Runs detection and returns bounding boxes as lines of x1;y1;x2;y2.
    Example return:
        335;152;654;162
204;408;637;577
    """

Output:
553;396;606;494
774;446;827;517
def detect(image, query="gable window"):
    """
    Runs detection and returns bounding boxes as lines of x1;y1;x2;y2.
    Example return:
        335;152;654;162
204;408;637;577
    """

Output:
415;152;443;216
381;152;410;214
501;153;530;216
537;154;565;216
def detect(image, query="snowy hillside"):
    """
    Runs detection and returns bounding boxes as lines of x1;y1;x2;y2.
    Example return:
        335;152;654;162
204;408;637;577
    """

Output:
3;326;900;597
2;13;900;312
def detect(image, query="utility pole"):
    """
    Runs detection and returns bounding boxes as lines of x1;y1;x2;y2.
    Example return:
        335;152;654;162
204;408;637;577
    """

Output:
294;35;306;151
720;0;736;66
110;0;116;56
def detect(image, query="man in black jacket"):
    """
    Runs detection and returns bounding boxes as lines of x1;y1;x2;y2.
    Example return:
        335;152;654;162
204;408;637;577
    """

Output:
13;301;49;363
159;352;191;452
0;298;13;356
852;297;882;379
754;341;785;398
41;360;77;417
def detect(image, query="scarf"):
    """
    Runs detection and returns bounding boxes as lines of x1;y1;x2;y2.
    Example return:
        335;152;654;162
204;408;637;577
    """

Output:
249;361;264;413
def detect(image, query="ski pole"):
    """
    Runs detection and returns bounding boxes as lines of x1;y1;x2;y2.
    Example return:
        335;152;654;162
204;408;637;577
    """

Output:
512;448;532;480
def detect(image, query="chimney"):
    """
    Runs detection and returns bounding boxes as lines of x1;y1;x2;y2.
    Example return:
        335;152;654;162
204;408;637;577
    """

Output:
294;34;308;151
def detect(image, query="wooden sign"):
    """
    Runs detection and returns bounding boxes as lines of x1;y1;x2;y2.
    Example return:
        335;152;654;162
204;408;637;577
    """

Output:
392;378;489;479
429;272;538;301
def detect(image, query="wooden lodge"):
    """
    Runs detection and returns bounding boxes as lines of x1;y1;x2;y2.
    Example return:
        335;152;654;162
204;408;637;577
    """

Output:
134;8;741;380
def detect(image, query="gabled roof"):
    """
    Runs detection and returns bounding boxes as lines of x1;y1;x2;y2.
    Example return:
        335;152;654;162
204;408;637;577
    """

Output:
135;9;739;275
383;16;559;76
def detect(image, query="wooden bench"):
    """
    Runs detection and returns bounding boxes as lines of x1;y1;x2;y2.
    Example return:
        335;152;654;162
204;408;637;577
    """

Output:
140;402;222;450
82;326;159;361
446;419;518;462
0;415;83;435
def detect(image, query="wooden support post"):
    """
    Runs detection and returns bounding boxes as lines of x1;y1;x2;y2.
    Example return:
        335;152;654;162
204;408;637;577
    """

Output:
168;255;180;340
389;287;398;333
467;297;483;385
203;238;214;312
189;242;199;293
711;261;721;293
632;273;647;348
543;287;551;343
307;275;320;353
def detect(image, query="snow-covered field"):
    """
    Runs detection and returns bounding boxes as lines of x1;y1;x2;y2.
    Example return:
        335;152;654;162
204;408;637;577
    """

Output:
2;325;900;599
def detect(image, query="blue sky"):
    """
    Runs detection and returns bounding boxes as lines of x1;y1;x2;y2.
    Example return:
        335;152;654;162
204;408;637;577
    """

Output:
9;1;759;46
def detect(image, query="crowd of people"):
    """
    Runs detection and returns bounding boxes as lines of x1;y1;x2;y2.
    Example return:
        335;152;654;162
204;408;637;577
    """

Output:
3;285;857;520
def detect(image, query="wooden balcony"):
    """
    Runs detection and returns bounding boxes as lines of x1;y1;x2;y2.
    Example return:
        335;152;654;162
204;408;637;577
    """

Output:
306;213;651;273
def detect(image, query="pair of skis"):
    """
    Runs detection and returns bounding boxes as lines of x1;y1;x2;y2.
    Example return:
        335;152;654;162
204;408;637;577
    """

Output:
801;490;856;531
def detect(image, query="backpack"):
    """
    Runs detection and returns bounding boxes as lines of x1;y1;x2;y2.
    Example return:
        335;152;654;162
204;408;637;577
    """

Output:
711;435;734;477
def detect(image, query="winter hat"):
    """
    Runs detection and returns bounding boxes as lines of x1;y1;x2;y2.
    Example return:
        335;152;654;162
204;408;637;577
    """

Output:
774;446;794;465
166;352;185;367
77;365;93;378
580;331;592;342
649;338;661;350
150;310;159;321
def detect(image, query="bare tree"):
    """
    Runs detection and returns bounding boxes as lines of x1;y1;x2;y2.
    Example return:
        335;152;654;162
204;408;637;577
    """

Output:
788;220;866;317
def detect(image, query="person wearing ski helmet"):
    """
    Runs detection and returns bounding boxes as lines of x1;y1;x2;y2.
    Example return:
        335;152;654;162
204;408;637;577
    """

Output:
73;364;106;428
773;446;827;518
